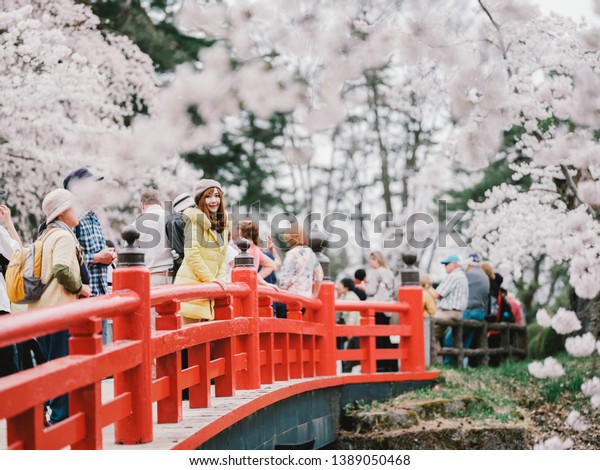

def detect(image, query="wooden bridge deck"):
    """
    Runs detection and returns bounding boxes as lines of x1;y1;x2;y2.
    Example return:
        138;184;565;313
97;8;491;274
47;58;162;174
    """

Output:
0;376;319;450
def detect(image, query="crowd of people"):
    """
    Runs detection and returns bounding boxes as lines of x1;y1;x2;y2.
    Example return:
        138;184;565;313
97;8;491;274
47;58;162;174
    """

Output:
0;169;328;424
334;251;399;373
333;251;525;372
0;168;526;423
425;253;524;367
1;167;114;425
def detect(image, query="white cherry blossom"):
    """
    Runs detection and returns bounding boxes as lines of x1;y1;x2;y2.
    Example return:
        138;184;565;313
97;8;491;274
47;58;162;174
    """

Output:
528;357;565;379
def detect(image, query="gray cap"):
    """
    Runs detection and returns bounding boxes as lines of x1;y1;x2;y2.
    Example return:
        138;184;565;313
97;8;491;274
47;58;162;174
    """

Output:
173;193;194;212
193;179;222;200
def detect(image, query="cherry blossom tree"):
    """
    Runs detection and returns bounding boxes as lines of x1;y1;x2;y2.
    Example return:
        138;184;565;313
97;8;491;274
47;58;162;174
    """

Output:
127;0;480;268
5;1;600;304
463;9;600;335
0;0;158;233
2;0;599;449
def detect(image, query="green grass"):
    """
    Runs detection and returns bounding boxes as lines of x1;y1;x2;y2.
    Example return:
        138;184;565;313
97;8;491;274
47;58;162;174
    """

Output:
378;354;599;425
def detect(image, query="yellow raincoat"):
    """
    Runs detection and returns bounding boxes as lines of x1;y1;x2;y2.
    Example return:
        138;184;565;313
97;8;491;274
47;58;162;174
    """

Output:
174;207;230;320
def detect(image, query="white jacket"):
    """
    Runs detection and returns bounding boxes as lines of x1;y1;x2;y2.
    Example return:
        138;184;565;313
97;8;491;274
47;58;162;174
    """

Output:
0;225;20;312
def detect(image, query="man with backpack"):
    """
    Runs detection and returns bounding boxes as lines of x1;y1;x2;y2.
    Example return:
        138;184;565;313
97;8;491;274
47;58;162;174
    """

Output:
133;189;174;282
166;192;194;277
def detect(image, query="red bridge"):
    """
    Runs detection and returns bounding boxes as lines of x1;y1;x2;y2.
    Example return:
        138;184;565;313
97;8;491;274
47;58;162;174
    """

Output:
0;256;439;450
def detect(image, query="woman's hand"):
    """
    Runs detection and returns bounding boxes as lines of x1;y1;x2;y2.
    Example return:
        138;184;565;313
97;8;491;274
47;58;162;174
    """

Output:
0;204;14;227
266;234;274;251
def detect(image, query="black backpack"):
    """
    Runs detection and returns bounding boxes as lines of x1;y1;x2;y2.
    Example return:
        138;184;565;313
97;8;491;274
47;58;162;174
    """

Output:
165;212;185;275
0;254;8;277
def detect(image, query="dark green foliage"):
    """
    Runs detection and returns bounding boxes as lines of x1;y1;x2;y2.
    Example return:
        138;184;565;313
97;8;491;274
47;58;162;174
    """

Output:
446;157;530;212
526;323;544;358
77;0;212;72
77;2;294;209
538;328;565;357
527;333;541;359
540;374;585;404
183;113;291;212
528;327;565;359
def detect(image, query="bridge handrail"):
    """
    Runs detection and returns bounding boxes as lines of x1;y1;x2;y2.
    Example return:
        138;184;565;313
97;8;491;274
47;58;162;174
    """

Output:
150;281;251;306
0;264;427;450
256;286;322;310
334;300;409;313
0;291;140;349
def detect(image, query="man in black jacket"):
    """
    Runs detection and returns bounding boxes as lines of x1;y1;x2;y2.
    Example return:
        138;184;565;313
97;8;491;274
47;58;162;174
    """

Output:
166;193;194;277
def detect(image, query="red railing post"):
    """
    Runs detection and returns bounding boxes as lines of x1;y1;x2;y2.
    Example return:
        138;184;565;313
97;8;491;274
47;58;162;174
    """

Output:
155;301;183;424
188;342;211;408
112;263;153;445
398;285;425;372
287;300;303;320
303;335;316;377
232;266;260;390
213;295;236;398
69;318;104;449
289;333;303;378
360;309;377;374
274;333;290;381
6;407;45;450
316;281;336;376
258;295;274;384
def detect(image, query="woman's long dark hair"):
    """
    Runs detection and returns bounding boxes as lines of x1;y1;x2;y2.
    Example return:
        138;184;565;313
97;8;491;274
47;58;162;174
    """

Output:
195;187;227;233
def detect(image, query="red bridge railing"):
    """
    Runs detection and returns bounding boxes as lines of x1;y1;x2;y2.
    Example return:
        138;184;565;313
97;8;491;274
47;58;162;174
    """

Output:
0;263;428;450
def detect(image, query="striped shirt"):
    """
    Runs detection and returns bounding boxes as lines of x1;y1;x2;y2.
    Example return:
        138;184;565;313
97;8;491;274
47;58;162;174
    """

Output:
436;268;469;311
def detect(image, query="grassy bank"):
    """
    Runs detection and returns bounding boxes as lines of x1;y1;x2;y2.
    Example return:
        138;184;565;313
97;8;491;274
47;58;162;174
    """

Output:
346;354;599;449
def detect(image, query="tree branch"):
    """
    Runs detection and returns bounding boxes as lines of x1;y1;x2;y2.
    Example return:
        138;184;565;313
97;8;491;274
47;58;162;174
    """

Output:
560;164;597;219
478;0;509;63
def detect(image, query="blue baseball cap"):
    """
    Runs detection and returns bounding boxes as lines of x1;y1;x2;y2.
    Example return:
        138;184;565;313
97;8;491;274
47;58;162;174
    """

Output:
63;167;104;190
440;255;460;265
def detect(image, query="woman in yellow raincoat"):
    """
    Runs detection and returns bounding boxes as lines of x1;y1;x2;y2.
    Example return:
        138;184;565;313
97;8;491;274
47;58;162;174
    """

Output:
174;179;230;323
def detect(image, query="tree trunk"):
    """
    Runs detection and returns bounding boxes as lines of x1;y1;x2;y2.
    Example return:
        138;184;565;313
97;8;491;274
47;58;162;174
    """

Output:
401;102;421;210
367;72;394;216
